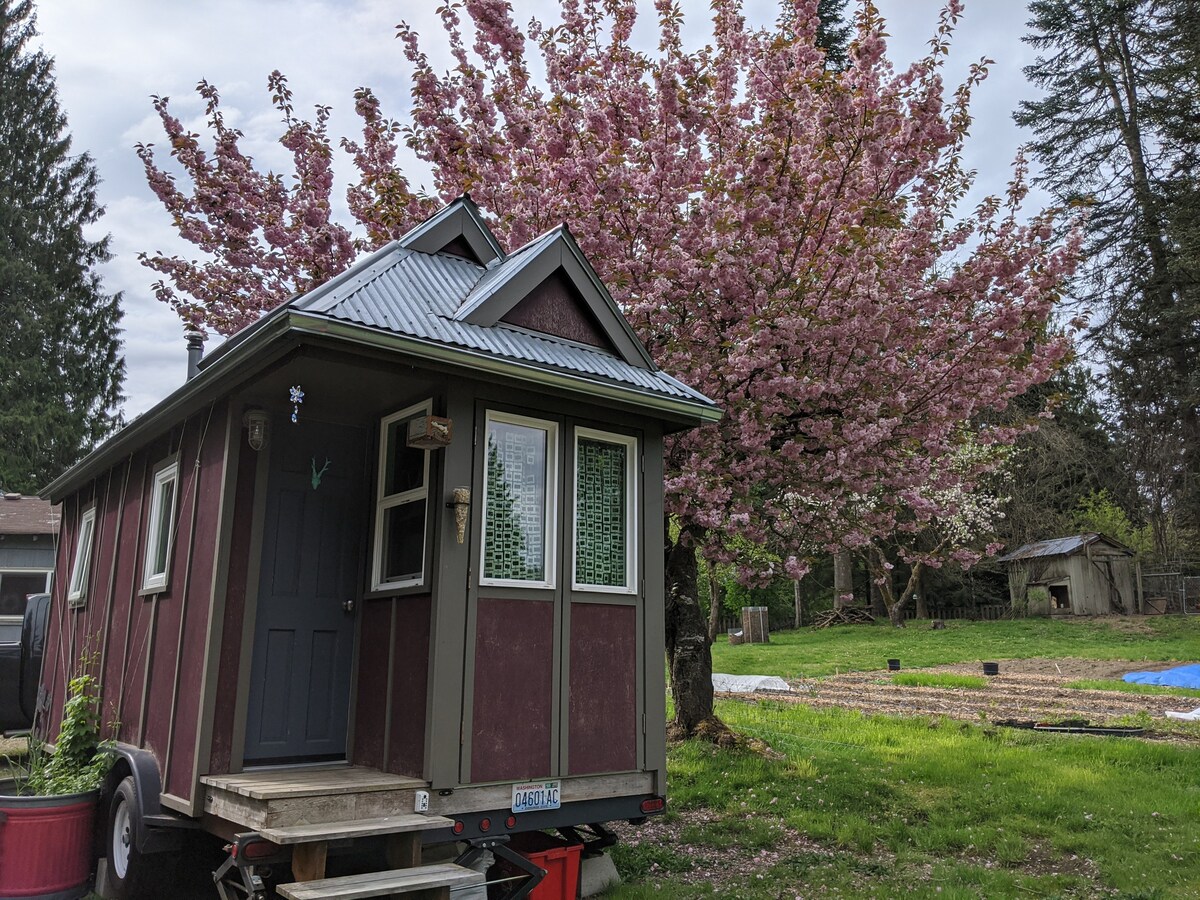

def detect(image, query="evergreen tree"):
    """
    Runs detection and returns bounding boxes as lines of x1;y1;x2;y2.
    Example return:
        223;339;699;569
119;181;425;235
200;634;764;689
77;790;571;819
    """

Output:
0;0;124;493
1016;0;1200;552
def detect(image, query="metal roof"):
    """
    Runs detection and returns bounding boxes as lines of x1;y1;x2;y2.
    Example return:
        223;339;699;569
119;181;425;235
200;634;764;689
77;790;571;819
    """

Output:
296;244;711;405
997;533;1134;562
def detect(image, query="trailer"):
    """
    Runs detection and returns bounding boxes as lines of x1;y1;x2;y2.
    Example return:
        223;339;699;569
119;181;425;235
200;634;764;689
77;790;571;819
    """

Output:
36;197;720;899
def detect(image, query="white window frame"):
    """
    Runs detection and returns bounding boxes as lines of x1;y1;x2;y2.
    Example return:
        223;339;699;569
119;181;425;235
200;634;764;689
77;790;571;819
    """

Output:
479;411;559;590
67;506;97;607
0;569;53;624
572;428;638;594
372;400;432;591
142;460;180;592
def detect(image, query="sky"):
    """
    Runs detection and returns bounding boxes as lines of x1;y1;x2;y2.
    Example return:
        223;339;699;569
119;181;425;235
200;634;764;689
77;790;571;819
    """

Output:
31;0;1049;418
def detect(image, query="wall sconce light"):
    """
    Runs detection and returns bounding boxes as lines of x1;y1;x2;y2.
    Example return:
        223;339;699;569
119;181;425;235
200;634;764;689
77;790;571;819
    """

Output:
449;487;470;544
408;415;453;450
243;409;270;452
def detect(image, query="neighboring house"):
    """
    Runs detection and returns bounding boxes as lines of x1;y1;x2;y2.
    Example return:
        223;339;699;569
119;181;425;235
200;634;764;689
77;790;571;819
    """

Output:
997;533;1140;616
0;493;58;640
38;196;720;893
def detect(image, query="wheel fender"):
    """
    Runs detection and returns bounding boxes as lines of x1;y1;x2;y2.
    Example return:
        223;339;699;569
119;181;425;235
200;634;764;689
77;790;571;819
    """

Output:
105;745;177;854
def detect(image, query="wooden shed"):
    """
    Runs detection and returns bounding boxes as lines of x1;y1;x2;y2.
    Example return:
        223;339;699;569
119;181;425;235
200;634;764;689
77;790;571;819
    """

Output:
997;533;1140;616
36;197;720;898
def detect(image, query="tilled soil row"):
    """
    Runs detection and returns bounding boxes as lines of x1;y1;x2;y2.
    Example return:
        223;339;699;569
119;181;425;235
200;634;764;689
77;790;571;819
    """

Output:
718;666;1200;738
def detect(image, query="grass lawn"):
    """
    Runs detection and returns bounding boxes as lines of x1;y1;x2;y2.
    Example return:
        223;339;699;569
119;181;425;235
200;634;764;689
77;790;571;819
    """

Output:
606;618;1200;897
611;701;1200;898
711;616;1200;678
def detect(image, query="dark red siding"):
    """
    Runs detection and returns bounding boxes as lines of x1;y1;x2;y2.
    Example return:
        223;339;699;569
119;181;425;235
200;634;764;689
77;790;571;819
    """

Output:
568;604;637;775
351;598;391;770
40;405;229;806
501;270;614;351
471;597;554;783
386;596;430;778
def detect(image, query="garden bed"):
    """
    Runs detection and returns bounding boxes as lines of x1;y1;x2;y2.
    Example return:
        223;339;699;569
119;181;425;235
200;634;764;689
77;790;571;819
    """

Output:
718;657;1200;738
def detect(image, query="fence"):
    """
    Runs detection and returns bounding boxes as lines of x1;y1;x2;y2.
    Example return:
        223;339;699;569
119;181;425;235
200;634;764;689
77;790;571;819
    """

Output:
1141;570;1200;615
716;602;1009;632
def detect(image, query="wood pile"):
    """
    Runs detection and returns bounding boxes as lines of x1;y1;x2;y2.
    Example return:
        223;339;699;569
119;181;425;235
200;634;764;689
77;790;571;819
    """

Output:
812;607;875;629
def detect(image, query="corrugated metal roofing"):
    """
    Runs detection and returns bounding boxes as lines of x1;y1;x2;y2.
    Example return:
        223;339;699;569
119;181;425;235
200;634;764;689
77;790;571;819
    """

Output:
997;533;1133;562
298;245;710;404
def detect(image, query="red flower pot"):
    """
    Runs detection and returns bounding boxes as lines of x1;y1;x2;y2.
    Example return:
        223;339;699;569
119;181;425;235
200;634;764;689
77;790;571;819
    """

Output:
0;785;97;899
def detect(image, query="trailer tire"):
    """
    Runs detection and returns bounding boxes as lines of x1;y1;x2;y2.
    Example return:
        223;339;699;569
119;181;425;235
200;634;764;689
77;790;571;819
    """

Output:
107;776;150;899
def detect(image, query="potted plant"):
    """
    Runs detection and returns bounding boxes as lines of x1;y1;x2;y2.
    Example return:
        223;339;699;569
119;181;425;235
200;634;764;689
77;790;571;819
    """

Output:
0;668;113;899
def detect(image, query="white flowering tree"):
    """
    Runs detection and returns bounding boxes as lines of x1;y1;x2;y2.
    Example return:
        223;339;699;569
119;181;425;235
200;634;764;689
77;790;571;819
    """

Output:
851;438;1013;626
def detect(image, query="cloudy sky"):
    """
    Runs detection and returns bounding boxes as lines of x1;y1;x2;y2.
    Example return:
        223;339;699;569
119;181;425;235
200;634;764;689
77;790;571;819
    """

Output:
31;0;1048;418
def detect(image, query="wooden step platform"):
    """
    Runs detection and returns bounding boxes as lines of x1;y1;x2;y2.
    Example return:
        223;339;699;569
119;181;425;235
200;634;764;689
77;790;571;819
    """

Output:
202;766;428;830
275;862;484;899
259;813;453;845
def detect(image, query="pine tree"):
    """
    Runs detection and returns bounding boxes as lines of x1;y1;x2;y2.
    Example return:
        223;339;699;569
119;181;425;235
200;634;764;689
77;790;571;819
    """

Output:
1017;0;1200;552
0;0;124;493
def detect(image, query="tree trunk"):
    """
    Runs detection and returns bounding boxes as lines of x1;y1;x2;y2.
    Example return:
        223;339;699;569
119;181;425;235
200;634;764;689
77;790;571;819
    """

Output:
868;570;888;619
705;558;721;643
833;551;855;609
793;578;804;629
915;567;929;619
665;530;716;736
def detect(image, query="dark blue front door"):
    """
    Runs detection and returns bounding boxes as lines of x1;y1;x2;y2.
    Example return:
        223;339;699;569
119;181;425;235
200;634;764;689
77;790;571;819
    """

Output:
244;419;366;764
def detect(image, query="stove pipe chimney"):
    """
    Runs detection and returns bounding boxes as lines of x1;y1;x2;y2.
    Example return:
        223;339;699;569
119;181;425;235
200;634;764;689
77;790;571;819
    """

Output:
185;328;207;381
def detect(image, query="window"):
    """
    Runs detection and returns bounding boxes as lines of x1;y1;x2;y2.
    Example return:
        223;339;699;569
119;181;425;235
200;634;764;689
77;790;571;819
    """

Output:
373;401;431;590
142;461;179;592
0;570;52;620
573;429;637;592
67;507;96;607
481;413;558;588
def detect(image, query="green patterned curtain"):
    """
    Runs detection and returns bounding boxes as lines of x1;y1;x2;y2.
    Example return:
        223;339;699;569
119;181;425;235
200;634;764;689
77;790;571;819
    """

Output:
575;438;627;587
483;421;548;581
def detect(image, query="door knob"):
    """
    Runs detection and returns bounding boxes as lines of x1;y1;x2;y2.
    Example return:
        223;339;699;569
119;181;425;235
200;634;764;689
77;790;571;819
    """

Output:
343;598;356;614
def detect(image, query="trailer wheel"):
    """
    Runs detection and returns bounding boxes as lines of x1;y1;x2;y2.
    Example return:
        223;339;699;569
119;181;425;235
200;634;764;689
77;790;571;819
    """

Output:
107;776;148;899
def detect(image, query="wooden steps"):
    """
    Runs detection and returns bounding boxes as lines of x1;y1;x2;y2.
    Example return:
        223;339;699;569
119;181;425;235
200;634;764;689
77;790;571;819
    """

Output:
202;766;427;830
259;813;454;844
275;862;484;899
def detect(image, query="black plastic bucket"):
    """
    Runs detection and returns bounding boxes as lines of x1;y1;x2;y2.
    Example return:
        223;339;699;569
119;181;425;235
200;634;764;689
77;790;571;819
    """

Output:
982;661;1000;677
887;659;901;671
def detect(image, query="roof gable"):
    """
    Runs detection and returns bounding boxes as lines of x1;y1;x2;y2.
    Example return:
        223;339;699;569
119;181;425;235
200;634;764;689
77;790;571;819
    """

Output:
396;195;504;266
997;533;1135;562
500;269;617;352
454;226;654;370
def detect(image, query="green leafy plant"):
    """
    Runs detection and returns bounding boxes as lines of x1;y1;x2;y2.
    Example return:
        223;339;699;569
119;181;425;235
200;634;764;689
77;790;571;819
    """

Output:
9;670;113;796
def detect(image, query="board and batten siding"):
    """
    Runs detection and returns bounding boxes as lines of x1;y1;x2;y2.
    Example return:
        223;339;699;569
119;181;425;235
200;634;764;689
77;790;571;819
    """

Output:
43;403;231;811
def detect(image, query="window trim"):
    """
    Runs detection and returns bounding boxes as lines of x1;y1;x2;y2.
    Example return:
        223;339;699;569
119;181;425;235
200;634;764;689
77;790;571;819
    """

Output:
141;458;180;593
67;505;97;607
0;569;52;623
572;427;638;594
371;399;432;591
479;411;559;590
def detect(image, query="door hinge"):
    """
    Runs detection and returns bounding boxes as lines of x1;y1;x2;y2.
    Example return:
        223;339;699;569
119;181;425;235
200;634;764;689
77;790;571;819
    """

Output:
642;714;647;734
473;425;478;448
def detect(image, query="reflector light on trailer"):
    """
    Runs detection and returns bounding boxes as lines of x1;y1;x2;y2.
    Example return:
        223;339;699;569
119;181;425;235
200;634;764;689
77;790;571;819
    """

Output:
479;818;491;832
640;796;666;814
243;840;280;860
452;821;465;835
506;815;517;829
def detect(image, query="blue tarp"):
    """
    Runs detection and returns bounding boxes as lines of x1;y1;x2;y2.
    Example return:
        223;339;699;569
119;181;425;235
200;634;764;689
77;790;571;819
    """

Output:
1123;664;1200;689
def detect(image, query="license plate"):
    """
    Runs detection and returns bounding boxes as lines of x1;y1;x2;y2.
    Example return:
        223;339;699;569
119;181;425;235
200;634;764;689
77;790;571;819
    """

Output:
511;780;561;813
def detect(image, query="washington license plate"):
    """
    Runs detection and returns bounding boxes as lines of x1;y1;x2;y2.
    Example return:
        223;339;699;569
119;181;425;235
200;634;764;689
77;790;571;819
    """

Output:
511;780;561;813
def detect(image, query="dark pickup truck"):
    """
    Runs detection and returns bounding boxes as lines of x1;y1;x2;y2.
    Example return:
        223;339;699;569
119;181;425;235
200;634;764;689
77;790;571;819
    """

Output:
0;593;48;734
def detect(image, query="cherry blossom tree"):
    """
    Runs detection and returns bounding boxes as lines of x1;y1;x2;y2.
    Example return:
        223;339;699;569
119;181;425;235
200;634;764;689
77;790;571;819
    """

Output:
136;0;1079;738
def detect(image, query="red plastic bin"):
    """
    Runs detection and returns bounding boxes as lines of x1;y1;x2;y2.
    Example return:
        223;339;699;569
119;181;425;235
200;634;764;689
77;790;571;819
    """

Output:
502;832;582;900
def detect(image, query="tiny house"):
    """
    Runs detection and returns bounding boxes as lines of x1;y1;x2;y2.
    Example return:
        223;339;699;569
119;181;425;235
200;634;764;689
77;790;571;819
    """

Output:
37;197;719;898
998;533;1139;616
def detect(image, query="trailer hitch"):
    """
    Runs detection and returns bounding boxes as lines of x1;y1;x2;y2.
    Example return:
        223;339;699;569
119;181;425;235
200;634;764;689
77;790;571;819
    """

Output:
457;836;547;900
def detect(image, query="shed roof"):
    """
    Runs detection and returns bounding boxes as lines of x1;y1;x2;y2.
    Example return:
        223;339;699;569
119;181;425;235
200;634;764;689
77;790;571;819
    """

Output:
997;533;1134;562
0;494;60;535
